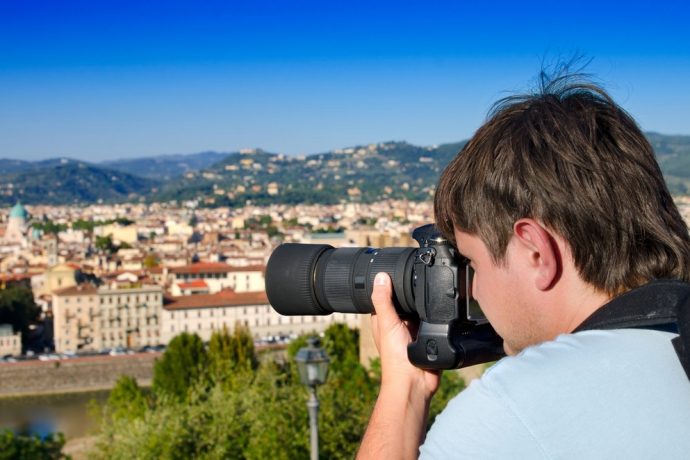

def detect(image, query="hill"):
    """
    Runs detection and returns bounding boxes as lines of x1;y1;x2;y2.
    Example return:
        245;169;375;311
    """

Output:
0;160;158;206
101;151;232;181
647;132;690;193
1;133;689;206
151;142;468;206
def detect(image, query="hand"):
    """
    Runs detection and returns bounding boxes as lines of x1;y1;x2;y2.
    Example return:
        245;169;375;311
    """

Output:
357;272;441;459
370;272;441;399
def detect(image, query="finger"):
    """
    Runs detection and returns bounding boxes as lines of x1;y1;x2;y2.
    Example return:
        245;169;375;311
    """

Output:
371;272;400;330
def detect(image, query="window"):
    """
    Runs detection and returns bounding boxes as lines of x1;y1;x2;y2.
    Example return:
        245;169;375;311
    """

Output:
171;325;174;332
197;311;201;318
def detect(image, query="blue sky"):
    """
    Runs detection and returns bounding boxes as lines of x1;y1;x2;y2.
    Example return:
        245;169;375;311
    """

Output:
1;0;689;162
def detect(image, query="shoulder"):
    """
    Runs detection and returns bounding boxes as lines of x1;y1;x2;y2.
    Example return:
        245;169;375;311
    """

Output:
421;330;690;459
483;329;683;392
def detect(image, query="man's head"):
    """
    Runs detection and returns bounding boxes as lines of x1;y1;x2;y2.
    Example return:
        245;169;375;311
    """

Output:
435;73;690;299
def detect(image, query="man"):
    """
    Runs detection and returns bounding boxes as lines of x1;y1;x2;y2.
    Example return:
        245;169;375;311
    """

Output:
357;73;690;459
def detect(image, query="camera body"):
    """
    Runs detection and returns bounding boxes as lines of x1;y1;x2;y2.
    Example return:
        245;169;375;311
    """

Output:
265;224;504;370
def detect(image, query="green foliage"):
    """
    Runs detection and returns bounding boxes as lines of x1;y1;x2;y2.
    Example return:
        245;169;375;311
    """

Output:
242;361;309;459
0;285;40;348
31;220;68;234
94;235;116;254
152;332;209;400
207;324;259;384
106;375;148;422
143;253;161;269
0;429;67;460
71;219;97;232
0;162;157;206
95;324;471;459
286;335;309;360
322;323;359;372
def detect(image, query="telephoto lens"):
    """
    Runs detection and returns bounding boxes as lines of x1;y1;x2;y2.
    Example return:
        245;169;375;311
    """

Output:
265;243;418;317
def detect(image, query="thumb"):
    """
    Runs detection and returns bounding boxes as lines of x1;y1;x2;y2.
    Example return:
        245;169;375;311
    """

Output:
371;272;399;328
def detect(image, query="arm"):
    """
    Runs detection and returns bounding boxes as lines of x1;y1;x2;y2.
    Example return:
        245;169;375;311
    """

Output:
357;272;441;460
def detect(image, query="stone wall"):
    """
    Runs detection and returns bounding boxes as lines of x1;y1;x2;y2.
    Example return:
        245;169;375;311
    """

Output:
0;353;158;397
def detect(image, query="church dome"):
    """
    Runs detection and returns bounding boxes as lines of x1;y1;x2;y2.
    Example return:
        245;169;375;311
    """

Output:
9;202;28;220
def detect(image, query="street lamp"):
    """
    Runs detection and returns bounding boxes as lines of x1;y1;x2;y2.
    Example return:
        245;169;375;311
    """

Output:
295;336;330;460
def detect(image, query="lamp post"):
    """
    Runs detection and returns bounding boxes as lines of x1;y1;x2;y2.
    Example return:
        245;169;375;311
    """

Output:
295;337;330;460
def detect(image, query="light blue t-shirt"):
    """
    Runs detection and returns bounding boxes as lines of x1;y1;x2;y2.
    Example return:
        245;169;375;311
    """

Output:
420;329;690;459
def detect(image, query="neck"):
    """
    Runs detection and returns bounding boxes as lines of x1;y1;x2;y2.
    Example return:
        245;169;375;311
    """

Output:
550;275;612;338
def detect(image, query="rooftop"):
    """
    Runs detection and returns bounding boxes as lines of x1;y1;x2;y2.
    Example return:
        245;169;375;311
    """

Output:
164;290;269;310
170;262;264;274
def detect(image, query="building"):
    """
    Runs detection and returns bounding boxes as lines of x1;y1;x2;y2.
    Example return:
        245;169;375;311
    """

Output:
94;222;138;245
162;290;358;343
52;283;164;352
98;284;163;351
4;202;30;244
0;324;21;356
31;262;78;298
52;284;100;352
169;262;265;293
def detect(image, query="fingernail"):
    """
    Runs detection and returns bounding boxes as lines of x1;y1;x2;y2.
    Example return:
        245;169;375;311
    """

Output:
374;273;388;286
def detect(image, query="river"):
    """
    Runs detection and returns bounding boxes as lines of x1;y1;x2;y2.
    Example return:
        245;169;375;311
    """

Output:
0;390;110;439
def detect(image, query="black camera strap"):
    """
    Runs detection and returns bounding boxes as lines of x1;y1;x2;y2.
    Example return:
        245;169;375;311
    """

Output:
573;279;690;381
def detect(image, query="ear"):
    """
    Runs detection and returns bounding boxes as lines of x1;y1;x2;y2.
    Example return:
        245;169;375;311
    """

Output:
512;219;561;291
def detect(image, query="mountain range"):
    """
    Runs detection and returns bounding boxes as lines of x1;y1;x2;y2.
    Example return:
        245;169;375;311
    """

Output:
0;133;688;207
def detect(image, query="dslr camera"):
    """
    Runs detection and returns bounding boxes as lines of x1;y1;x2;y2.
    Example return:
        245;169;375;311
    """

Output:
265;224;504;370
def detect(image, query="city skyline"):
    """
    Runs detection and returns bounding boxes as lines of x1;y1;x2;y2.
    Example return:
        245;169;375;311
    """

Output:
1;0;690;161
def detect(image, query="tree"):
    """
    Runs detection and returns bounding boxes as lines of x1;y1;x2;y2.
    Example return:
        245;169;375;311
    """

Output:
0;430;66;460
207;323;258;384
0;286;40;349
143;253;160;269
152;332;208;401
316;324;378;459
94;235;116;254
94;324;465;459
106;375;148;422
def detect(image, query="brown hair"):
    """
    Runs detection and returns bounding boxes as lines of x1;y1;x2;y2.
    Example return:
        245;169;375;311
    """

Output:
434;72;690;295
